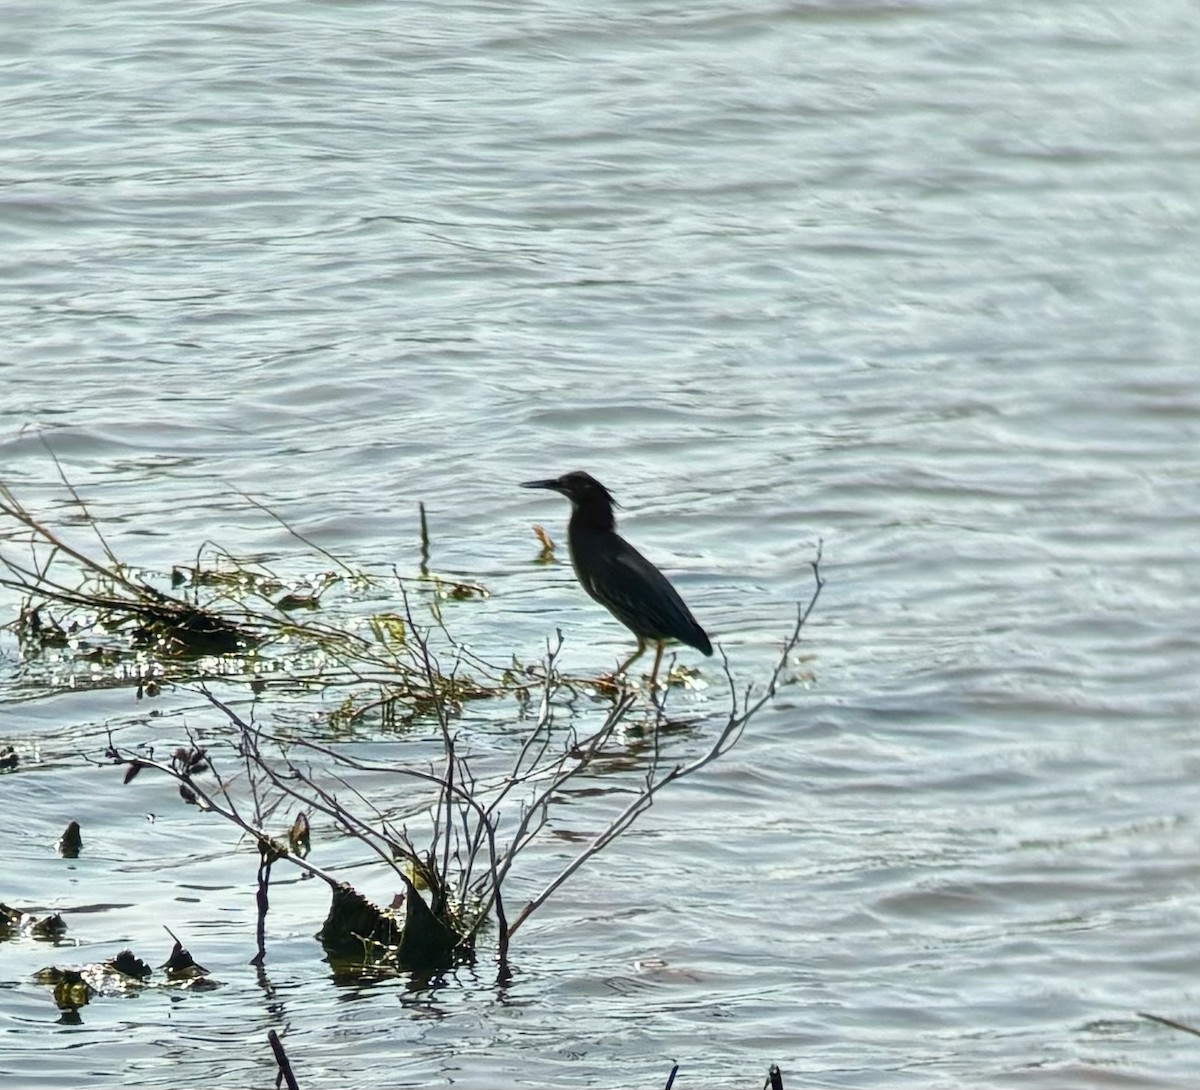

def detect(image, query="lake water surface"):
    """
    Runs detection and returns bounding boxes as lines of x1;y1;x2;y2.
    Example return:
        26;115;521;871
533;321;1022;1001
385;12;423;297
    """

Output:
1;1;1198;1087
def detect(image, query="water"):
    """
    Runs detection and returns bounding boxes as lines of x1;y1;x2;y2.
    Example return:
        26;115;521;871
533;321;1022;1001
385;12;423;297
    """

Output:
2;0;1198;1086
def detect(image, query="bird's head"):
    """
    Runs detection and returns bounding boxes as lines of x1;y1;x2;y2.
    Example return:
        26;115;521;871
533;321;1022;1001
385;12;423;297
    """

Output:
520;471;619;526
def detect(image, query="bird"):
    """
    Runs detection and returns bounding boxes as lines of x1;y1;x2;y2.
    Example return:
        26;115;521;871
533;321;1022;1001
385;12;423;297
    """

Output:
520;470;712;685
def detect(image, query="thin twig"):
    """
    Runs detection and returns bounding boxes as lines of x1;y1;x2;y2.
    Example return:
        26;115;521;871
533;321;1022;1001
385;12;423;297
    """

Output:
508;551;823;938
230;486;360;579
1139;1011;1200;1038
43;439;126;574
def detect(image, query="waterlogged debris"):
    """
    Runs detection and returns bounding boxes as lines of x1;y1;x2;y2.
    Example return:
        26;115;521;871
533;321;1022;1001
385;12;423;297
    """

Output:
35;966;96;1012
393;878;472;970
36;936;215;1012
433;577;489;601
1;482;269;683
315;880;469;973
1;904;67;940
131;598;255;657
368;612;407;646
269;572;342;612
162;934;208;981
34;965;101;996
168;560;288;596
30;912;68;939
57;821;82;858
276;591;320;611
664;662;706;689
0;904;21;936
40;968;93;1011
288;812;311;859
5;559;260;661
317;883;401;957
314;875;473;976
106;949;152;982
2;475;505;721
171;746;209;777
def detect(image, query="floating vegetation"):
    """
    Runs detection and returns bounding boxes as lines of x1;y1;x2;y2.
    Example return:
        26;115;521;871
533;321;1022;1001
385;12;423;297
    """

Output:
0;474;501;719
1;903;68;941
0;481;275;665
161;929;209;981
2;480;268;687
34;932;215;1014
56;820;82;859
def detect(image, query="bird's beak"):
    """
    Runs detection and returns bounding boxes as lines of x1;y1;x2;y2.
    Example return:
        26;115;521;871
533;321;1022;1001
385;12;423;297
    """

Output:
520;478;563;492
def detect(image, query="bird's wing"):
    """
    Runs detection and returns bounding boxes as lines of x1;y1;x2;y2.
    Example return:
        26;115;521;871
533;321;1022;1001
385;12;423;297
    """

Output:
585;537;709;650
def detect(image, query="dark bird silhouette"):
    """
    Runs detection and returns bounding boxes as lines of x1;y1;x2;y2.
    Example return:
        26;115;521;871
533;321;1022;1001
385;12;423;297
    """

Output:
520;470;712;684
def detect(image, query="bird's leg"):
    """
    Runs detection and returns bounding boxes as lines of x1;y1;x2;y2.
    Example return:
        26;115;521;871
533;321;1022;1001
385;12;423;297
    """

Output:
615;636;648;678
647;641;666;689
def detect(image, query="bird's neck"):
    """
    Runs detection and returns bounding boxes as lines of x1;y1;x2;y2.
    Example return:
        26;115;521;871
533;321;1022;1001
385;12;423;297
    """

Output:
569;504;615;534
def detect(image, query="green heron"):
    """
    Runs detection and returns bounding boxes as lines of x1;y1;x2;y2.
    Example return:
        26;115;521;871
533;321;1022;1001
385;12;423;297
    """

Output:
521;470;713;684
